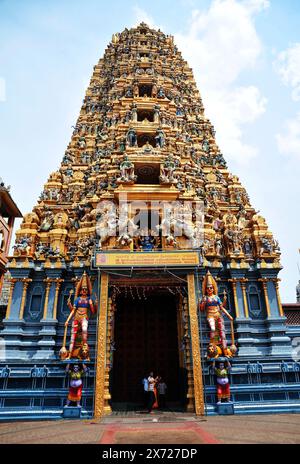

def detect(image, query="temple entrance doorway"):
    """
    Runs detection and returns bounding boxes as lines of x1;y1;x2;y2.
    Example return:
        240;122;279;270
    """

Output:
111;289;185;410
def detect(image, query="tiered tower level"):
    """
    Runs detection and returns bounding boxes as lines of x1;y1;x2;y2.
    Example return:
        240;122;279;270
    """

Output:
13;23;280;265
2;24;299;420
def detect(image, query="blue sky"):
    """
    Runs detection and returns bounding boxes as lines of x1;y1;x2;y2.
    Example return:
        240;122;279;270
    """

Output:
0;0;299;302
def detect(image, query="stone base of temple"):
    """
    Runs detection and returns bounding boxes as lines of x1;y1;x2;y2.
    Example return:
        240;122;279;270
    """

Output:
216;401;234;415
0;356;300;420
1;257;299;419
62;405;82;419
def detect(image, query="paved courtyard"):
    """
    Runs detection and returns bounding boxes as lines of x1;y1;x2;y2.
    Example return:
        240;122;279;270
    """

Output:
0;412;299;444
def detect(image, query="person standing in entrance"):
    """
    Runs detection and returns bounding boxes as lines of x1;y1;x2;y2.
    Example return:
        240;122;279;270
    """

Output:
142;375;149;409
147;371;157;413
158;378;167;409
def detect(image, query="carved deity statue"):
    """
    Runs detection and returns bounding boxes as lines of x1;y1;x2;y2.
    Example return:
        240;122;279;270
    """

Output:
199;271;236;358
212;360;231;404
155;129;165;148
160;155;176;184
66;363;87;407
117;155;137;183
60;272;97;361
39;210;54;232
126;128;137;147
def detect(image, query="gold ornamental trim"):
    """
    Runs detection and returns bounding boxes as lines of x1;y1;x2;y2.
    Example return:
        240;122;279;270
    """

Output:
94;273;109;419
187;273;205;415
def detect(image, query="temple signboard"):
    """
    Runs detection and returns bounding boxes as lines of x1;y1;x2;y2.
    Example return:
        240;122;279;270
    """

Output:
95;251;200;268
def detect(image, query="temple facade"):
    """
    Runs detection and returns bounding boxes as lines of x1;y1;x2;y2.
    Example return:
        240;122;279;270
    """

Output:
0;23;299;420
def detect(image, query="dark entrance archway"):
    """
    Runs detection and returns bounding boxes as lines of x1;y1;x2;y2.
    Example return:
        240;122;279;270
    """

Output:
111;290;184;409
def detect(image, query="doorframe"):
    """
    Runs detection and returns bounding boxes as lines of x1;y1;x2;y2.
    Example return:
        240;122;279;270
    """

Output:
93;271;205;419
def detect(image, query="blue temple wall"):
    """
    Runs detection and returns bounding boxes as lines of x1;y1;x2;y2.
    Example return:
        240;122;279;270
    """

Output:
0;264;299;419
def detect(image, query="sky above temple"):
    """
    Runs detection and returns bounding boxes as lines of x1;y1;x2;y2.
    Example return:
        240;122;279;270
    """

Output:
0;0;299;302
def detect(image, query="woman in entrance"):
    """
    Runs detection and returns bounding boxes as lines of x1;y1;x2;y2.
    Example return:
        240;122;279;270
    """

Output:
147;372;159;413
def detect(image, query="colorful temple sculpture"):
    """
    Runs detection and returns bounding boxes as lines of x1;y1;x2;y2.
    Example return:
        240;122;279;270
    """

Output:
0;23;299;420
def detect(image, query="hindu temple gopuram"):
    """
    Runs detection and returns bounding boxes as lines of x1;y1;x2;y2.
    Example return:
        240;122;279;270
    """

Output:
1;23;299;420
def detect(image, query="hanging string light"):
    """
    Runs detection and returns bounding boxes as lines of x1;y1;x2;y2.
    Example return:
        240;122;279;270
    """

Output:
143;287;147;300
130;286;135;299
136;286;142;300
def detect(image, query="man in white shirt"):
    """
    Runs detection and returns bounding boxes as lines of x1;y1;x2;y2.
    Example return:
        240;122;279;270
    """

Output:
147;371;156;413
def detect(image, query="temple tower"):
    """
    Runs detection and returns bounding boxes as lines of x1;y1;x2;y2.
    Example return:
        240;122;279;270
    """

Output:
0;23;297;419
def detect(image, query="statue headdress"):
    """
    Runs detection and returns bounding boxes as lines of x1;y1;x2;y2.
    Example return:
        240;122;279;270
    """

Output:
75;271;92;298
202;271;218;296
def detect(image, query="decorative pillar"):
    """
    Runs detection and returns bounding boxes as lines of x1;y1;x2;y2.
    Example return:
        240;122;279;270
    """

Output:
35;272;64;360
182;296;194;412
272;278;284;317
19;278;32;320
258;278;271;318
239;278;249;318
187;273;205;416
52;278;64;320
258;274;291;357
177;295;185;369
103;296;113;415
227;274;259;357
94;273;109;419
228;278;240;318
5;278;17;319
1;269;32;361
42;278;52;320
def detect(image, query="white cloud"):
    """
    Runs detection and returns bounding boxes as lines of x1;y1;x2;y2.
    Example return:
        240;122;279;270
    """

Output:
206;86;267;163
274;43;300;102
132;6;161;29
276;112;300;160
174;0;269;163
242;0;270;13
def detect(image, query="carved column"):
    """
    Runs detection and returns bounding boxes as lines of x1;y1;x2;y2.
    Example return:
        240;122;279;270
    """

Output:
103;296;113;415
182;296;193;412
228;278;240;318
94;273;109;419
187;273;205;416
19;278;32;320
258;278;271;318
272;278;284;317
177;295;185;369
52;278;64;320
239;278;249;318
5;278;17;319
42;278;52;320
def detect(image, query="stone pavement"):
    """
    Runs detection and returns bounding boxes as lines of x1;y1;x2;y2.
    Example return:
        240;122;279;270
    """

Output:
0;412;299;444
